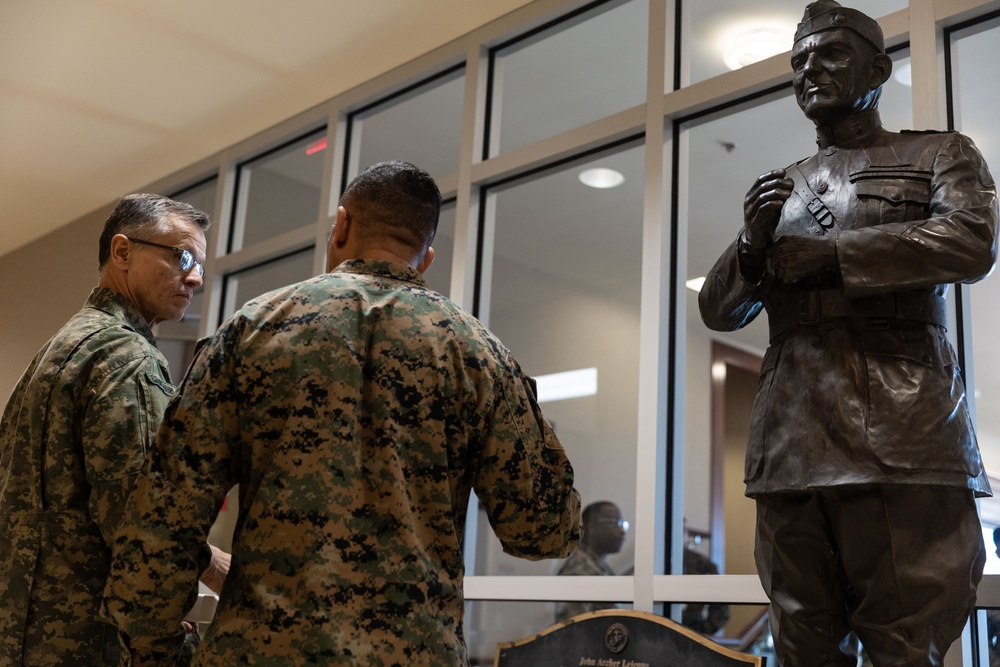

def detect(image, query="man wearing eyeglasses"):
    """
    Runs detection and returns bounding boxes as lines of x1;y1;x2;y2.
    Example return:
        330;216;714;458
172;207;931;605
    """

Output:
555;501;629;622
0;193;214;665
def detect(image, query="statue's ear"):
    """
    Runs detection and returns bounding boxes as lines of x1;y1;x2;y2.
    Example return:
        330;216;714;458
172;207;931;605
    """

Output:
870;53;892;89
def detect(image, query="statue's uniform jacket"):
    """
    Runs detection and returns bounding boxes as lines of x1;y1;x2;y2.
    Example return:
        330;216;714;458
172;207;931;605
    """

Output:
699;114;998;498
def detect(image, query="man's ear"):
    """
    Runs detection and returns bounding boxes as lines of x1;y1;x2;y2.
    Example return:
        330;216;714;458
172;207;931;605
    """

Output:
108;234;132;270
416;246;435;274
870;53;892;89
333;206;351;248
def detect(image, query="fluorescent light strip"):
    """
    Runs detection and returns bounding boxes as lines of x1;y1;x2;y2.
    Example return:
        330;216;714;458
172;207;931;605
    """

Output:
534;367;598;403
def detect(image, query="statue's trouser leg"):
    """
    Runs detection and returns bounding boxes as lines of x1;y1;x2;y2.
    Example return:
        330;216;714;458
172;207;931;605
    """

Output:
755;487;984;667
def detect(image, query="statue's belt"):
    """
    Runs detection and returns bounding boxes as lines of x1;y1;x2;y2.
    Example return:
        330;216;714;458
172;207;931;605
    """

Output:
767;290;948;339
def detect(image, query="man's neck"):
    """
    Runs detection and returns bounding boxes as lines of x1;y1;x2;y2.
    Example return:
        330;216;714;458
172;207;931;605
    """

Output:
814;108;884;149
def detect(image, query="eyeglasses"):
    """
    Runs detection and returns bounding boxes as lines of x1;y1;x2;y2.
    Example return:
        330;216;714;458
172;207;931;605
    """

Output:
127;238;205;276
594;518;630;531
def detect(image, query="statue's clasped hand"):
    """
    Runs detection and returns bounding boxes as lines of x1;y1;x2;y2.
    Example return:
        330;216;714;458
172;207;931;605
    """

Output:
767;234;838;284
743;168;794;249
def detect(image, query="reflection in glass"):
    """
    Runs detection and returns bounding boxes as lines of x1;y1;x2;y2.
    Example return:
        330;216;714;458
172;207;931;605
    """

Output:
231;129;326;252
488;0;647;156
475;142;644;579
349;68;465;180
950;16;1000;535
221;248;315;321
679;0;908;87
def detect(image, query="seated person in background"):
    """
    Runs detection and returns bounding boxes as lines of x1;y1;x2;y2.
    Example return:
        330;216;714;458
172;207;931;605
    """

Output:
555;501;629;622
681;545;731;636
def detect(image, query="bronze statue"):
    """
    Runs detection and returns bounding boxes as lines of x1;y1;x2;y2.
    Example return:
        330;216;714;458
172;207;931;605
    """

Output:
698;1;999;664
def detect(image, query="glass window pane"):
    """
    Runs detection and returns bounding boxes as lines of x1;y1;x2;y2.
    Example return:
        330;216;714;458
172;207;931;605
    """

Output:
350;69;464;180
679;0;908;87
951;15;1000;555
476;143;644;577
682;89;810;580
488;0;648;156
231;129;326;252
221;248;315;321
423;200;455;299
155;177;218;378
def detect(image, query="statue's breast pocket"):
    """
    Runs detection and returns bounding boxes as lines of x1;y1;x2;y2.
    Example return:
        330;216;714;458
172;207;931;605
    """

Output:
851;167;931;225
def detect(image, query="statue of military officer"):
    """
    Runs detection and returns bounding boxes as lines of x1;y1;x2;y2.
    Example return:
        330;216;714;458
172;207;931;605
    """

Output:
698;1;999;665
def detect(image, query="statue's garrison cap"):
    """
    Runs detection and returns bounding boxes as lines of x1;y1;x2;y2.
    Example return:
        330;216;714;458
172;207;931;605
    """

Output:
794;0;885;53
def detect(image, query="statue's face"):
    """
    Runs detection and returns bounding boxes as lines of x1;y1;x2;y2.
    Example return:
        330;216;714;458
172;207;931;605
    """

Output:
791;28;878;124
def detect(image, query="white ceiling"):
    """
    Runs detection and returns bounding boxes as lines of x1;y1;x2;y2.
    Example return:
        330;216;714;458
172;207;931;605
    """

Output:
0;0;536;259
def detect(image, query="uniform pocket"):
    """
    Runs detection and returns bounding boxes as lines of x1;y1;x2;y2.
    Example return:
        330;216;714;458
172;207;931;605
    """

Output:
852;169;931;225
862;328;979;474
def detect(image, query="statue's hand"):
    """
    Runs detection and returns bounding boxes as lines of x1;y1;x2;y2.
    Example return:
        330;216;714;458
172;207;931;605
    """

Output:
767;234;838;284
743;169;793;249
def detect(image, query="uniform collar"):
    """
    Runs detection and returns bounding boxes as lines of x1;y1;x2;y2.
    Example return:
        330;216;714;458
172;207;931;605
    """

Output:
332;258;428;288
86;286;158;345
814;108;884;149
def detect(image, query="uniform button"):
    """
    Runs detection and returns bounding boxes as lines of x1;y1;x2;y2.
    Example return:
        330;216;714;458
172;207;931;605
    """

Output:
816;182;828;194
890;191;901;201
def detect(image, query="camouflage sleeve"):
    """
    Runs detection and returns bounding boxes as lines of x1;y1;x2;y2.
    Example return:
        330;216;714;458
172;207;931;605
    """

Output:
82;352;174;544
473;356;582;560
104;329;238;657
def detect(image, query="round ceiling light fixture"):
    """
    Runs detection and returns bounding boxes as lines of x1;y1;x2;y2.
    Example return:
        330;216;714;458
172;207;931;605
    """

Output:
578;167;625;189
723;28;792;71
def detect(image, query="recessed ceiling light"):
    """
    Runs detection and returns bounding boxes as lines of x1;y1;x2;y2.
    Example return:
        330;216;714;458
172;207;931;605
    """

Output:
534;367;598;403
723;28;792;71
579;167;625;189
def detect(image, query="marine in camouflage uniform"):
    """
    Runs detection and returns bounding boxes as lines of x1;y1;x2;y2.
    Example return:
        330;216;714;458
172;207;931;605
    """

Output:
0;194;209;665
104;161;582;666
555;501;626;622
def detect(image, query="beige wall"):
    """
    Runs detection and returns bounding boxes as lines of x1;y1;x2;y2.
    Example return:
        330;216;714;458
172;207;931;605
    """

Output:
0;204;112;404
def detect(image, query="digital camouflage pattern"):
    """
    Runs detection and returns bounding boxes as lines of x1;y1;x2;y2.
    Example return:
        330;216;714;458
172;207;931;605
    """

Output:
105;259;582;666
0;287;175;665
554;543;621;622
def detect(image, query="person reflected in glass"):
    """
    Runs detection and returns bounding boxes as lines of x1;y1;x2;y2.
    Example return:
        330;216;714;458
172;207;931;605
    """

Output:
555;501;629;622
680;523;730;637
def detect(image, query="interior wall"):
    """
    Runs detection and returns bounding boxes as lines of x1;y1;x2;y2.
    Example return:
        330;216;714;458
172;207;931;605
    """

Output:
0;205;112;404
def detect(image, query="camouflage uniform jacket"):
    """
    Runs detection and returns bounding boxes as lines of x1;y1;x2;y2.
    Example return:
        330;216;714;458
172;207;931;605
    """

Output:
0;287;173;665
554;544;621;622
105;259;582;666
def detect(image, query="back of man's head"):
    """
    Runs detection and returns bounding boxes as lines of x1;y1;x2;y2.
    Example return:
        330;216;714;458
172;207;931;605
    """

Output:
98;193;211;270
340;161;441;260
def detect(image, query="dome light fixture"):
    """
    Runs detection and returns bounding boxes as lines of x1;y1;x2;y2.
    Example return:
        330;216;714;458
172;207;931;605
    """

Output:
723;28;791;71
578;167;625;189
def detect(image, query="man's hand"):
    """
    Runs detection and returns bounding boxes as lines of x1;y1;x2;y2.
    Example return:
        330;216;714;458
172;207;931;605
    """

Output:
199;544;231;595
767;234;838;284
743;169;793;248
